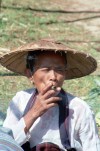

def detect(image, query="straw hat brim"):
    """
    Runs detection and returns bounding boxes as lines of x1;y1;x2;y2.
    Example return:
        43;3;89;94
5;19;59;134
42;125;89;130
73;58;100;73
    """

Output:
0;39;97;79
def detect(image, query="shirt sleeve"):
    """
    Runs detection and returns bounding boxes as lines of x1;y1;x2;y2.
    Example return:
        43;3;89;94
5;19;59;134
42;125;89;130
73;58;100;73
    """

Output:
3;92;31;146
79;107;100;151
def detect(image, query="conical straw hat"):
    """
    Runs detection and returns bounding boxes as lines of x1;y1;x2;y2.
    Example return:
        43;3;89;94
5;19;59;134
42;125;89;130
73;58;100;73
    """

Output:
0;39;97;79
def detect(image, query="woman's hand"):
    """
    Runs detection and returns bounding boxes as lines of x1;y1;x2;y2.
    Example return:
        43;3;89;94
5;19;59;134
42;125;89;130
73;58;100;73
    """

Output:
24;82;61;132
32;82;61;118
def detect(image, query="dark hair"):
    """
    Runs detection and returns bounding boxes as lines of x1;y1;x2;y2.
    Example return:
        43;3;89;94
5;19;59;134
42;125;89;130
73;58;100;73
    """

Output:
26;51;36;72
26;50;67;73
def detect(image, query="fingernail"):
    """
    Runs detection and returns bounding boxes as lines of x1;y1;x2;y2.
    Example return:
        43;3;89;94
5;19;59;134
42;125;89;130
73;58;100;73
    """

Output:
57;87;61;91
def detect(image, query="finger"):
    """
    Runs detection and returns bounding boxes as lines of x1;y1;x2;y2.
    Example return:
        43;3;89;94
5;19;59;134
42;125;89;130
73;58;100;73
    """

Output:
43;89;56;99
46;98;62;109
40;82;53;95
46;97;62;104
44;87;61;99
47;103;58;108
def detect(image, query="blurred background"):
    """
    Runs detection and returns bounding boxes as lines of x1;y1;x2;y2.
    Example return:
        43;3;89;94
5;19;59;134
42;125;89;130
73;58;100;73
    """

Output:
0;0;100;133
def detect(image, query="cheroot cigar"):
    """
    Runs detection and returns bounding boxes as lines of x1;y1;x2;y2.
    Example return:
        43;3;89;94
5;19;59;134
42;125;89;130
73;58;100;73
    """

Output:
51;86;56;90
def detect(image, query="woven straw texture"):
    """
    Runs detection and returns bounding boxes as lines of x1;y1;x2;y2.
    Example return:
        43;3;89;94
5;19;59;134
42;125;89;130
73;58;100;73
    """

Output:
0;39;97;79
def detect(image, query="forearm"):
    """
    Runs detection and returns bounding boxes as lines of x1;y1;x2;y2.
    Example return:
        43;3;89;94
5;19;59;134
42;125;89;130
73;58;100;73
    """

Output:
23;107;40;133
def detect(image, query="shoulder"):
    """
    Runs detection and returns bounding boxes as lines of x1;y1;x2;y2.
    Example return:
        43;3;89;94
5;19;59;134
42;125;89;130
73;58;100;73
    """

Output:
13;88;35;100
66;92;93;115
9;88;35;108
15;88;35;96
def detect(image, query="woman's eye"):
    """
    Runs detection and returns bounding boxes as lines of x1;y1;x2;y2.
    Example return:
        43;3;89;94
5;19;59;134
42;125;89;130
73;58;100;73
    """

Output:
55;67;65;72
38;67;66;73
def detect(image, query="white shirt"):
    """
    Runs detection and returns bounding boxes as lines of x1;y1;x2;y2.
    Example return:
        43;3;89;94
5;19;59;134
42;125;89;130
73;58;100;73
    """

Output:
3;88;100;151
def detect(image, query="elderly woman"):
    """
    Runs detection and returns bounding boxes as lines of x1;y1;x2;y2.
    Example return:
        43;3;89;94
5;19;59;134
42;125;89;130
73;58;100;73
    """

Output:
0;39;100;151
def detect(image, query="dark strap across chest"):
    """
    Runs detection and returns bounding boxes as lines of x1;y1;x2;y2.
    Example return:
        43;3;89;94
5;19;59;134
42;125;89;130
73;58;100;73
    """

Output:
58;91;70;149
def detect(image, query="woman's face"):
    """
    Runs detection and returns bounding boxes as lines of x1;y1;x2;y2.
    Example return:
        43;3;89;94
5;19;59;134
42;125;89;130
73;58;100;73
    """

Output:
31;51;66;93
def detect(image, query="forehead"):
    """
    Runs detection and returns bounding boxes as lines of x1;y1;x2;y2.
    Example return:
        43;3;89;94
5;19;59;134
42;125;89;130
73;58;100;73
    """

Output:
35;51;66;66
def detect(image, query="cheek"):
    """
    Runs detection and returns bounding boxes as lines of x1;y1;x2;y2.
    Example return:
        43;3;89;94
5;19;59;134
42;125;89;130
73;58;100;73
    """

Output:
32;73;46;90
33;75;43;84
57;74;65;85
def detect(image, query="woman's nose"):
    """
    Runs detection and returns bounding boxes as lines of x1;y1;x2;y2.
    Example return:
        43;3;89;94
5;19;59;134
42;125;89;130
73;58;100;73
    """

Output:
49;70;57;81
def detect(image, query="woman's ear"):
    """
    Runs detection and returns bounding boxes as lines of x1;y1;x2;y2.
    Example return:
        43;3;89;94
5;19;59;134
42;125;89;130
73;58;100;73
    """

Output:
25;69;34;84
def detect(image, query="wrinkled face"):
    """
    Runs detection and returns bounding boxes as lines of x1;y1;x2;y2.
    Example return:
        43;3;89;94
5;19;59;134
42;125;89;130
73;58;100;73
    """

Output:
31;52;66;93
